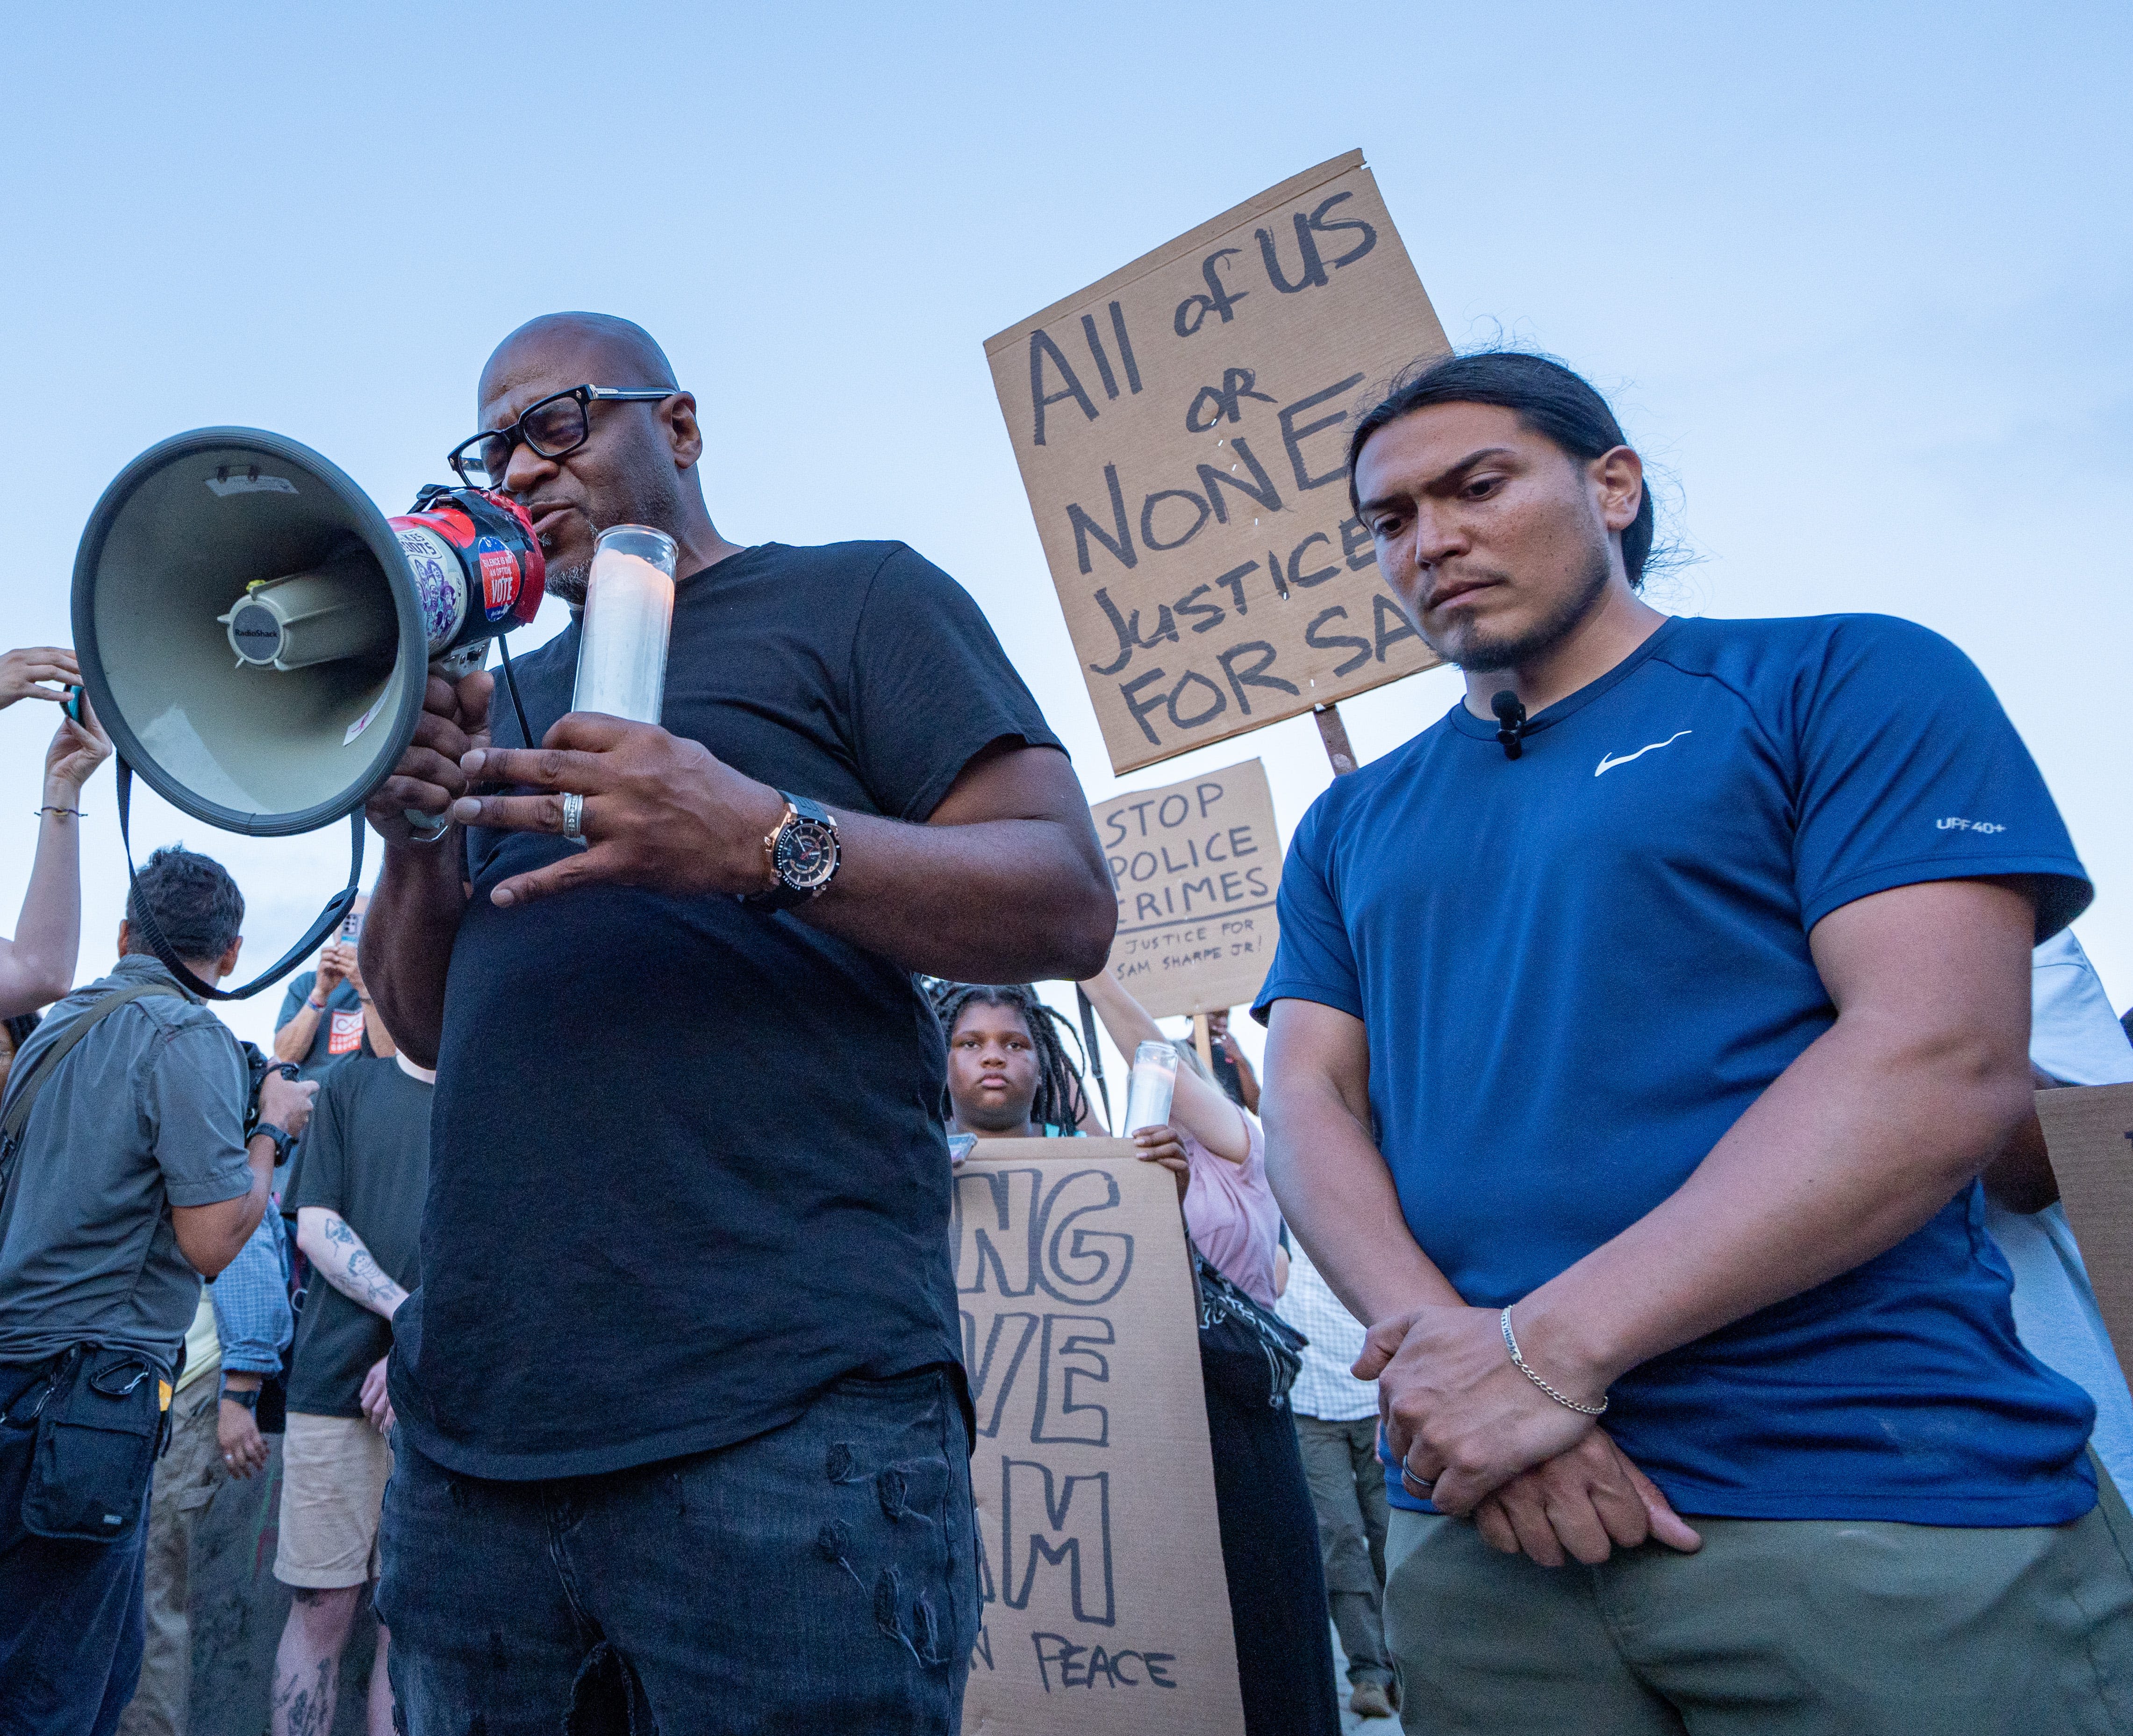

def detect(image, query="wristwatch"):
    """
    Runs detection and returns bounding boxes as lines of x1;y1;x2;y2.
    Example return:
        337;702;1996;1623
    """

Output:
741;793;841;913
219;1380;259;1412
250;1121;294;1164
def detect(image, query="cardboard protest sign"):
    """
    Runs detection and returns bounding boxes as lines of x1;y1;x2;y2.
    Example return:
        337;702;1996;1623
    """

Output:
955;1139;1244;1736
987;149;1448;775
2036;1083;2133;1388
1092;758;1281;1019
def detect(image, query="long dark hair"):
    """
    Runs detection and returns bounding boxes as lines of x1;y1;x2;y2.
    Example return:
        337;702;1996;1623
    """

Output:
1347;351;1656;589
926;981;1090;1132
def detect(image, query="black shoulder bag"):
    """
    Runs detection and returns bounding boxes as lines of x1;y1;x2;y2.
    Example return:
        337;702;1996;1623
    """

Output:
0;981;185;1543
1190;1245;1308;1410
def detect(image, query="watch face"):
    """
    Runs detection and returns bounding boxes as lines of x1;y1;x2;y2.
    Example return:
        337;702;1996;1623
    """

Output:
775;819;839;890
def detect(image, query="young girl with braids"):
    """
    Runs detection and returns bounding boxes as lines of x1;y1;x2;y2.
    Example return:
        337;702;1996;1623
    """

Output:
933;978;1335;1731
928;981;1099;1142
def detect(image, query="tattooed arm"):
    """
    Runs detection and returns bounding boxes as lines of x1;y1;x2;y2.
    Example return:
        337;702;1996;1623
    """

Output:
293;1206;408;1321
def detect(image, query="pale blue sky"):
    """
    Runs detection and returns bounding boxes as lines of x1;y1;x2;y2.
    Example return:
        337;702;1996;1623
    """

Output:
4;2;2127;1064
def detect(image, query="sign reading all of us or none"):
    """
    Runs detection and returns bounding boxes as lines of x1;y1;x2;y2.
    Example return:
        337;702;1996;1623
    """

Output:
1092;758;1281;1020
988;150;1449;775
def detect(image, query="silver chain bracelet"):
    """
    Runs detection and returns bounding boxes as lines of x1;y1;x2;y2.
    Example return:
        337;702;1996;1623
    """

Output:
1501;1306;1608;1416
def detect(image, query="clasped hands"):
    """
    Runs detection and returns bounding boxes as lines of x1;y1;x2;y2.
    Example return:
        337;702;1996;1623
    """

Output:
1356;1301;1701;1568
366;672;788;907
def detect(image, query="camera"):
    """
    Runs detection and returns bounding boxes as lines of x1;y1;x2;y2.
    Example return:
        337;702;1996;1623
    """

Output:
239;1043;301;1137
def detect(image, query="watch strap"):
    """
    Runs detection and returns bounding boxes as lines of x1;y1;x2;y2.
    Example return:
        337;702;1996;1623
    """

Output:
250;1121;293;1164
219;1380;260;1411
740;792;838;913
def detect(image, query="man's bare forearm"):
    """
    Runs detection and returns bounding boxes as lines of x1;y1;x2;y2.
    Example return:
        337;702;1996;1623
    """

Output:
298;1209;407;1321
359;837;468;1070
802;812;1113;982
272;1001;322;1064
172;1137;273;1279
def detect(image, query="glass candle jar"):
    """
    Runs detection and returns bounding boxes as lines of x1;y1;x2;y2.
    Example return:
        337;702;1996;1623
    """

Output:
571;525;679;724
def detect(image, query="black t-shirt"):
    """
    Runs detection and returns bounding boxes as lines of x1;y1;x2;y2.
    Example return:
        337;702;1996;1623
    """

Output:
275;970;372;1085
284;1056;431;1417
392;542;1064;1479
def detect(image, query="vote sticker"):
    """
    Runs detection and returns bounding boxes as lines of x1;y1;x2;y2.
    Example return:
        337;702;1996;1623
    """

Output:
475;536;518;620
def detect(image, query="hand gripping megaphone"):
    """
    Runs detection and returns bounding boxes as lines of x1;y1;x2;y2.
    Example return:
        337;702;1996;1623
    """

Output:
71;427;544;999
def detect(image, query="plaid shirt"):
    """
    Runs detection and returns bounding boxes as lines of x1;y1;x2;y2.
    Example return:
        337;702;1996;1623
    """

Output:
208;1202;292;1377
1274;1240;1379;1422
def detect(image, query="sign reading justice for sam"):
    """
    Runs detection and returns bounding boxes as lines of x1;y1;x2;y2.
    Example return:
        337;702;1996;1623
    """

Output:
1092;758;1281;1019
987;150;1449;774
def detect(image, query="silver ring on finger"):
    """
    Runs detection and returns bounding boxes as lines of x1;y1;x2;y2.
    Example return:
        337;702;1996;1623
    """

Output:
560;790;587;846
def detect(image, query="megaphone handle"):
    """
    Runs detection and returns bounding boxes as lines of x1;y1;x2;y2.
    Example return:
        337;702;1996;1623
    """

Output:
398;633;534;840
115;761;366;1002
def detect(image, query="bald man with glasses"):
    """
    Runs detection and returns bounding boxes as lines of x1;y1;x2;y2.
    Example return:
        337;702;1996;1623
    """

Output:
360;312;1113;1733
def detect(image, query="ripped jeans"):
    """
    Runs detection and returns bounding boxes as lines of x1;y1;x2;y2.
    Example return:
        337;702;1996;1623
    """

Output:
375;1365;975;1735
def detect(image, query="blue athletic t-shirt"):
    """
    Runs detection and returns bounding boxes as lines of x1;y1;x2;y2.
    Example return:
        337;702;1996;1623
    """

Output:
1253;614;2097;1525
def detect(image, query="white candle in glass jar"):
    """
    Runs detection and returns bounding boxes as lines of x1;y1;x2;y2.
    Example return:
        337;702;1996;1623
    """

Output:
572;548;675;724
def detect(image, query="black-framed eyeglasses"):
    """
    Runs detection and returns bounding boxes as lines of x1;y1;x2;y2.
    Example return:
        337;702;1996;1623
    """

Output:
446;384;676;488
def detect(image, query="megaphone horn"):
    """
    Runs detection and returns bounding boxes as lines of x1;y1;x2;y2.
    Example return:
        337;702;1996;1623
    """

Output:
72;428;545;1000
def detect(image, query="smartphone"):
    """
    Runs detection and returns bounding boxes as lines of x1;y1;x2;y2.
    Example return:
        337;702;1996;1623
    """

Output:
948;1133;976;1168
340;909;365;945
63;685;83;724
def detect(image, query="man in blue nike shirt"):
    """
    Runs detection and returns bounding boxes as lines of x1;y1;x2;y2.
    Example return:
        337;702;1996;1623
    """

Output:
1256;351;2133;1733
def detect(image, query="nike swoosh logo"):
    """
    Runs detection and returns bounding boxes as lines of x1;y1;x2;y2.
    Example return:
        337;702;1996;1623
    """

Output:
1595;730;1693;777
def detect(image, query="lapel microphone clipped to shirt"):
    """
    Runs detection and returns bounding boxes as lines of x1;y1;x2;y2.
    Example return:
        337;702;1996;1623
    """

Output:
1491;690;1529;761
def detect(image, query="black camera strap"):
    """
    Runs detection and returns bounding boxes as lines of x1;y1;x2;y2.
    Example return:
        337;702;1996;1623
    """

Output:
115;760;364;1002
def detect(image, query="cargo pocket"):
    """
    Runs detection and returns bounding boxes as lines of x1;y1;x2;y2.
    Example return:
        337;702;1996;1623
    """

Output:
21;1349;161;1543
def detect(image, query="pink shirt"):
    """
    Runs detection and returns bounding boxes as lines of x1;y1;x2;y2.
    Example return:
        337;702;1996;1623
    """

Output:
1180;1112;1282;1308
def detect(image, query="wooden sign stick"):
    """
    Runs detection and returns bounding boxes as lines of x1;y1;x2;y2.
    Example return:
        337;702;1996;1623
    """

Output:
1315;702;1358;777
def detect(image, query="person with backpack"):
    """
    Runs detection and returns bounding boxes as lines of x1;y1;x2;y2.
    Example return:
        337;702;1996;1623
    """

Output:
1075;968;1340;1736
0;847;313;1736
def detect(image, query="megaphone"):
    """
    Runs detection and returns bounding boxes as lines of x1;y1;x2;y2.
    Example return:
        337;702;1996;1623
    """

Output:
71;427;545;998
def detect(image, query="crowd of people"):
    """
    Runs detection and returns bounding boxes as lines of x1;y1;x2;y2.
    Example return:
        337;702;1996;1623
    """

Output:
3;316;2133;1736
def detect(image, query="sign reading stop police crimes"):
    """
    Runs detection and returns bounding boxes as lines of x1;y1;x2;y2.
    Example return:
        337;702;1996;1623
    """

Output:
955;1140;1244;1736
1093;758;1281;1019
988;150;1449;775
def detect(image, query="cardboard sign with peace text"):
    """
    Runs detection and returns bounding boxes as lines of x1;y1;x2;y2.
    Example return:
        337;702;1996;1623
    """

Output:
987;150;1448;774
956;1139;1244;1736
1091;758;1281;1019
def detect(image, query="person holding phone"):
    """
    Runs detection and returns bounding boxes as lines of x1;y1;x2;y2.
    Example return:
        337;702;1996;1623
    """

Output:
1077;968;1338;1736
274;899;394;1084
0;645;112;1021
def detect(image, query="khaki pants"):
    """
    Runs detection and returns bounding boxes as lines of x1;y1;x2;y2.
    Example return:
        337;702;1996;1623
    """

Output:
113;1380;226;1736
1294;1413;1394;1688
1384;1464;2133;1735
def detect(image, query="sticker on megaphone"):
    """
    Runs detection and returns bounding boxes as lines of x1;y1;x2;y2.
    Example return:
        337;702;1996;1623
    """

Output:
219;486;542;678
